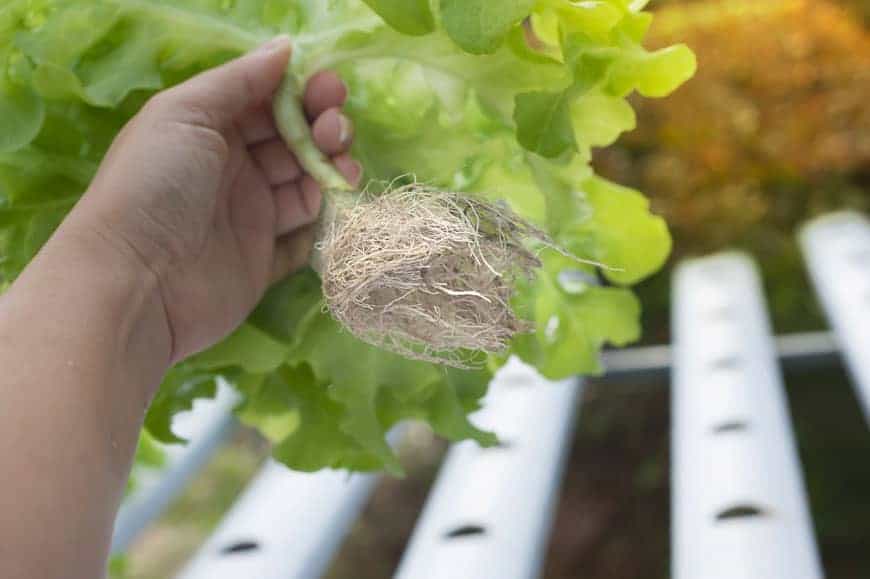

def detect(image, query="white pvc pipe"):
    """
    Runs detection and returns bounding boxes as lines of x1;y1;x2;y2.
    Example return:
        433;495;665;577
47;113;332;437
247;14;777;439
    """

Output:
112;381;240;553
394;358;581;579
176;428;403;579
672;253;823;579
800;211;870;421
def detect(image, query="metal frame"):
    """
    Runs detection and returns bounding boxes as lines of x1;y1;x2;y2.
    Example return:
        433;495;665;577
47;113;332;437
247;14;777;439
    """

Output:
600;331;840;383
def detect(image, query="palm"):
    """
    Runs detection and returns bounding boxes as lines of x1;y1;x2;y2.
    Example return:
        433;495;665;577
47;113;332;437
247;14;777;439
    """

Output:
162;82;358;359
85;58;358;361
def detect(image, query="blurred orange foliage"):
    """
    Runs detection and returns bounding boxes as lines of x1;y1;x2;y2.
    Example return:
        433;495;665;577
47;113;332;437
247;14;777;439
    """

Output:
595;0;869;330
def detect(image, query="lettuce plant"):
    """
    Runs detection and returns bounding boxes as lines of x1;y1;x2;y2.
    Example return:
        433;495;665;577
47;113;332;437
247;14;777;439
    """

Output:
0;0;695;473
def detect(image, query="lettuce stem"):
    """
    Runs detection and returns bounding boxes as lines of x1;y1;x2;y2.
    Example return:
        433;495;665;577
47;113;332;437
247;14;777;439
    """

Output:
273;65;356;195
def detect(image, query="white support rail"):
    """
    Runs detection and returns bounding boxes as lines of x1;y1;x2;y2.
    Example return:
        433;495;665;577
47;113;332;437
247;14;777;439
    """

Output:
394;358;581;579
800;211;870;420
601;331;839;382
176;430;403;579
672;253;823;579
112;381;240;553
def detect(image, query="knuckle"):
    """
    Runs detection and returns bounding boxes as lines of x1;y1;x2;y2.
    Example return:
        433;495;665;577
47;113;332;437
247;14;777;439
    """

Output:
187;123;231;166
157;115;231;171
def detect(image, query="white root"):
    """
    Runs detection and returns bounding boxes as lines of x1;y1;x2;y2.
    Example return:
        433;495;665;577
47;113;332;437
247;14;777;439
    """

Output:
317;184;552;368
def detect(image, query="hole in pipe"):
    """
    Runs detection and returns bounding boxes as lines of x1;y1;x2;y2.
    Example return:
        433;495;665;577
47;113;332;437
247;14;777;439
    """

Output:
710;355;741;372
444;525;487;539
220;540;260;555
715;504;767;522
712;420;749;434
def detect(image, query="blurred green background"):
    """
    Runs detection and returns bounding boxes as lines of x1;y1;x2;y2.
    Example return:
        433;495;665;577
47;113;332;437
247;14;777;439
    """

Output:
117;0;869;577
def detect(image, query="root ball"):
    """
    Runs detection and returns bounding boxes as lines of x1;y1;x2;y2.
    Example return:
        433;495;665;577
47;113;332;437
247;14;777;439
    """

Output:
317;185;549;367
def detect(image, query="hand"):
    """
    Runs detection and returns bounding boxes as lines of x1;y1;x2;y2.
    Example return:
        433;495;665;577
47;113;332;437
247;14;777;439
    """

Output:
67;36;360;363
0;37;362;578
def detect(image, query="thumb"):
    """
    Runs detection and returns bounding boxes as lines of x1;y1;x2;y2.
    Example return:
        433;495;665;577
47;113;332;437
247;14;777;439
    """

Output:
167;35;292;121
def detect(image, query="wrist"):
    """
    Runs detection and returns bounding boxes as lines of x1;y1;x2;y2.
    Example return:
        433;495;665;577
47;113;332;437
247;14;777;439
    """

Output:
5;214;174;405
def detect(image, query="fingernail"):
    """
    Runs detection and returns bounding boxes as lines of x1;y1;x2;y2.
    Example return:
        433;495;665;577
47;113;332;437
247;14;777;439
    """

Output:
254;34;291;55
338;114;353;146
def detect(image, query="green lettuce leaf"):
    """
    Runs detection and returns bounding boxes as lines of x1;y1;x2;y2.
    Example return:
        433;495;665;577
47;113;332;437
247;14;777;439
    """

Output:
0;0;694;472
440;0;535;54
360;0;435;36
512;255;642;378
